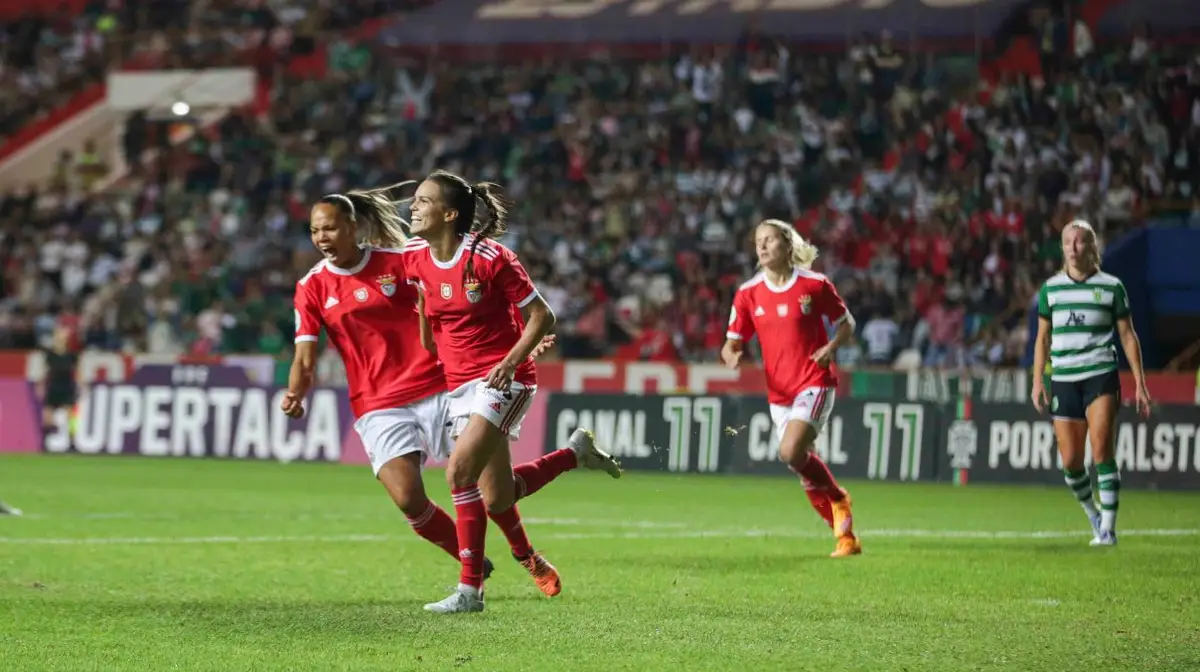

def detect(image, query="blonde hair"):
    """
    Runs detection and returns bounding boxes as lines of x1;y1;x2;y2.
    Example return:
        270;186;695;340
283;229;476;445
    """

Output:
757;219;819;270
1061;219;1101;273
321;181;416;249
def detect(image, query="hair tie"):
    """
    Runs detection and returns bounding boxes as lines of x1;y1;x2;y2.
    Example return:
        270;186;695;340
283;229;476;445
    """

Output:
324;193;356;219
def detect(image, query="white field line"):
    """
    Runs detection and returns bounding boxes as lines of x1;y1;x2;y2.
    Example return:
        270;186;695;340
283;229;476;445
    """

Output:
0;528;1196;546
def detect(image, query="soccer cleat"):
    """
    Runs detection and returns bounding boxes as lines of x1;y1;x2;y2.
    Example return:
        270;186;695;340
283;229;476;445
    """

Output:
1090;530;1118;547
0;501;21;516
1087;513;1103;540
568;428;623;479
829;489;855;538
516;551;562;597
482;556;495;581
423;585;485;614
831;534;863;558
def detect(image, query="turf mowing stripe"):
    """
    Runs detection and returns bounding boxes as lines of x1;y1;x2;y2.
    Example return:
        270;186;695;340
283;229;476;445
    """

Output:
0;528;1196;545
12;513;692;528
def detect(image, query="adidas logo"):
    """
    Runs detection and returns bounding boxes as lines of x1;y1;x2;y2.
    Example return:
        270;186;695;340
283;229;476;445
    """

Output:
324;296;339;309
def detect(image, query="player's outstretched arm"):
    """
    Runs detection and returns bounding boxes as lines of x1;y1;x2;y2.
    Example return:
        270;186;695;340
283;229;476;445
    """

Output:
282;341;316;419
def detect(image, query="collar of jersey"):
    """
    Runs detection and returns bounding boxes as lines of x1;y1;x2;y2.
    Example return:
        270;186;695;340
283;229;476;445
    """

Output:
764;268;800;293
325;247;372;276
429;235;475;270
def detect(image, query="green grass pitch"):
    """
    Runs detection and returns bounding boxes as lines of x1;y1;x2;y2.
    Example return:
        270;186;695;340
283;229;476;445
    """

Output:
1;455;1198;671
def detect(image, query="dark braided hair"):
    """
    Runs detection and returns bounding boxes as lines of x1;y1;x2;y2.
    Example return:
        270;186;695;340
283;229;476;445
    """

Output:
319;181;415;249
424;169;513;282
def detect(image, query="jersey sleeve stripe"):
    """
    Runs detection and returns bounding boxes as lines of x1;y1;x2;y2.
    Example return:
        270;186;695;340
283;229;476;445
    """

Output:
516;290;539;308
830;311;850;326
725;331;743;340
294;335;319;343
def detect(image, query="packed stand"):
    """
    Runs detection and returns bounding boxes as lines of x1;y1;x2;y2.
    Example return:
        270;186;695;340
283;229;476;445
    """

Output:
0;0;424;152
1;29;1198;371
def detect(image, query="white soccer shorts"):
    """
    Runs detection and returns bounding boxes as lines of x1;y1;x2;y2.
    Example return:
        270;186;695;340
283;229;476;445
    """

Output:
353;392;452;475
446;379;536;441
769;386;837;438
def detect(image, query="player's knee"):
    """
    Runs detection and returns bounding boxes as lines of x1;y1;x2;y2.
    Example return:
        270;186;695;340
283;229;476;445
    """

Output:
395;491;429;517
779;436;811;469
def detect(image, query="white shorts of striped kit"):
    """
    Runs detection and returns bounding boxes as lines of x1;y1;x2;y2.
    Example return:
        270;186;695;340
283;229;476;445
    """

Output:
446;379;536;441
353;392;451;476
769;386;837;438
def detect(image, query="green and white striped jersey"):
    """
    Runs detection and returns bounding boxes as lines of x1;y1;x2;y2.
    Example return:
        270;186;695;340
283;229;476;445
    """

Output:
1036;271;1130;382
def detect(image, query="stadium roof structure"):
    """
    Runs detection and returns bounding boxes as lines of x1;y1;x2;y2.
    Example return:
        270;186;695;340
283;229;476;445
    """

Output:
380;0;1032;45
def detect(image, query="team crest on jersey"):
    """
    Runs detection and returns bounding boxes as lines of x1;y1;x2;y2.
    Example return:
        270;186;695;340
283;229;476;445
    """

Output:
464;280;483;304
799;295;813;315
440;283;453;300
1093;288;1104;302
376;274;397;297
354;288;369;302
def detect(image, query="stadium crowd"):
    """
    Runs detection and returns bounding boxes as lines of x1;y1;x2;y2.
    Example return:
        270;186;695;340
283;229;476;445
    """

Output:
1;5;1199;371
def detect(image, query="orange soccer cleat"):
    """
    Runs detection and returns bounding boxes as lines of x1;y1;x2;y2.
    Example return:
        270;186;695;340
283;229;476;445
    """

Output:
518;551;562;597
829;490;863;558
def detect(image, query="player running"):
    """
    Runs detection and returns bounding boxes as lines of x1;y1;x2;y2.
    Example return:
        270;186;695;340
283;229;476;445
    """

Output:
721;219;862;559
403;170;618;614
282;187;619;587
1031;219;1151;547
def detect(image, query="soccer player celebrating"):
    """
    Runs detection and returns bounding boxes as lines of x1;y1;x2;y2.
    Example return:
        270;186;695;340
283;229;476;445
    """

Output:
721;219;862;559
403;170;618;614
1031;219;1151;546
283;186;619;590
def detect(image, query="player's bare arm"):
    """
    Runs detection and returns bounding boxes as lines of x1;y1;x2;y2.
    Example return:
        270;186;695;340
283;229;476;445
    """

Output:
721;338;744;369
282;341;317;419
1031;316;1051;413
532;334;557;359
485;295;556;391
416;289;437;355
811;314;856;368
1115;316;1152;417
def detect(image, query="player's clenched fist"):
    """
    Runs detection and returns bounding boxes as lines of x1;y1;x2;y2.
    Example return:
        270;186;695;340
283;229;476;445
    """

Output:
280;391;306;419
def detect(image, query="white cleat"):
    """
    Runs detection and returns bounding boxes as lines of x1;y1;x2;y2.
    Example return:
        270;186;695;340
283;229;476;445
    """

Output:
568;428;623;479
423;585;485;614
0;501;21;516
1088;513;1102;539
1090;530;1118;547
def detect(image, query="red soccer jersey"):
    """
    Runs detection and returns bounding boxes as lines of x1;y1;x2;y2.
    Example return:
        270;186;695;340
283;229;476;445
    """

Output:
293;247;446;418
726;268;849;405
402;234;539;389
